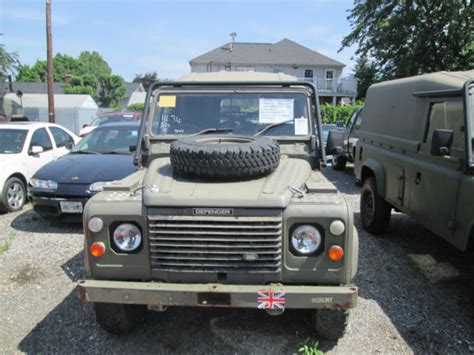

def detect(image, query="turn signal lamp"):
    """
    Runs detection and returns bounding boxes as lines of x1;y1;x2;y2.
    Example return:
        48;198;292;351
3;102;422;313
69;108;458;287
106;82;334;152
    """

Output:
328;245;344;261
90;242;106;257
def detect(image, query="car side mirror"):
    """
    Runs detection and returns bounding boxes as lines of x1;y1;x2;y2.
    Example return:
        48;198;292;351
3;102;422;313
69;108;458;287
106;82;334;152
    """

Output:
29;146;44;155
431;129;453;156
129;145;137;153
65;143;75;150
82;124;89;128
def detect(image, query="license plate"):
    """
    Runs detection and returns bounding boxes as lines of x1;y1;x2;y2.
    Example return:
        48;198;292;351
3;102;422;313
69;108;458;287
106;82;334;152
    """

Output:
60;201;83;213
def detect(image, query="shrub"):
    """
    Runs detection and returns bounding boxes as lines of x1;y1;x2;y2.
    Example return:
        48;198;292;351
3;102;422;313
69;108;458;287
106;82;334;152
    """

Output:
320;101;364;125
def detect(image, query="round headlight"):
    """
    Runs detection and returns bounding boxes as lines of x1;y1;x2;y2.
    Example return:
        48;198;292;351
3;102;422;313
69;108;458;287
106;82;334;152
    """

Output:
329;220;345;235
291;225;322;255
112;223;142;252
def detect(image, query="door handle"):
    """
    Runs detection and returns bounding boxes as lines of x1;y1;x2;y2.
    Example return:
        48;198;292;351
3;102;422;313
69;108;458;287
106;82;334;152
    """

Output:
415;172;421;185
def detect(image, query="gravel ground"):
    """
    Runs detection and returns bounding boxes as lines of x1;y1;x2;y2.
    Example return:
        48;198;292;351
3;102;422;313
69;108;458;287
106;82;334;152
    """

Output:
0;166;473;354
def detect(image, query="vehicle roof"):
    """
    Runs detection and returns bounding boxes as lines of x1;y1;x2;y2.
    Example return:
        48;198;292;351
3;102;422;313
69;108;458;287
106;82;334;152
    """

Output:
178;71;298;82
362;70;474;141
0;122;61;130
99;111;141;117
95;122;140;129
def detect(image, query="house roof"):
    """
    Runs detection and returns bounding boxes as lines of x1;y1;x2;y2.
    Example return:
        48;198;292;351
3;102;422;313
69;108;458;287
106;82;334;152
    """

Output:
127;92;147;106
189;38;345;67
5;93;98;109
125;82;144;98
12;82;65;95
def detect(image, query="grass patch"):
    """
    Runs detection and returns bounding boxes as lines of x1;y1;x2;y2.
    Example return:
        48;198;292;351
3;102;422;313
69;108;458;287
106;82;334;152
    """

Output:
0;239;11;254
298;339;324;355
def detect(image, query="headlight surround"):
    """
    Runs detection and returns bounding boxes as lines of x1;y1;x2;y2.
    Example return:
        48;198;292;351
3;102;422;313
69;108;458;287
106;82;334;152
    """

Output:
290;224;323;255
88;181;109;193
112;223;142;252
30;178;58;191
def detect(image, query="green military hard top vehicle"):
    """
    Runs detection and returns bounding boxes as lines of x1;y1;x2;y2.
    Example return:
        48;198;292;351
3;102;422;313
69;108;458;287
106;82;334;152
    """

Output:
77;72;358;339
354;70;474;251
325;107;363;171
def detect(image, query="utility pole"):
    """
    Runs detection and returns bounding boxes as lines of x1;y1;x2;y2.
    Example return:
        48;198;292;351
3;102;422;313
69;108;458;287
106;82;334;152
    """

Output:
46;0;55;123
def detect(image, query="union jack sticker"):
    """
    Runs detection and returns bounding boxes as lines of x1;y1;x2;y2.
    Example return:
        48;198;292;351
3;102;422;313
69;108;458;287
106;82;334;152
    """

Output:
257;290;286;310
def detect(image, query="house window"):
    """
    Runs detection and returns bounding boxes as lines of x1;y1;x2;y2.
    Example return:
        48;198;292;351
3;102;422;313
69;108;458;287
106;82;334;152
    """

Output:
325;70;334;90
304;69;313;78
236;66;255;72
272;67;283;73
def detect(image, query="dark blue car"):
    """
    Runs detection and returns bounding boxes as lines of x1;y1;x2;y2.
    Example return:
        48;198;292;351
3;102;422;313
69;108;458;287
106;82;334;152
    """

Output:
30;122;139;221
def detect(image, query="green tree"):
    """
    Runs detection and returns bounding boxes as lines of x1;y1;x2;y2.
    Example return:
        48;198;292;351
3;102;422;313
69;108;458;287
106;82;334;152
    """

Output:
77;51;112;77
341;0;474;79
354;55;379;99
0;46;21;75
98;75;126;108
16;61;47;82
64;74;99;97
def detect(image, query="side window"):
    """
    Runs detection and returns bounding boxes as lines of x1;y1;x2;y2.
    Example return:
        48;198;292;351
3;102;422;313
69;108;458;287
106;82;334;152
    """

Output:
30;128;53;151
353;112;363;131
50;127;74;148
425;100;465;156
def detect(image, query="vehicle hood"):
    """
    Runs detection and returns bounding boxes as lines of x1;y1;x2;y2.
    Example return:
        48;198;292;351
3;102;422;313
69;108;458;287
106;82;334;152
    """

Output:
143;157;312;208
34;153;136;184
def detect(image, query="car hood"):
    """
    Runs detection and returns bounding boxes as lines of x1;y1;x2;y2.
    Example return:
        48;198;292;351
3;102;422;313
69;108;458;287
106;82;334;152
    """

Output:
143;157;312;208
34;153;136;184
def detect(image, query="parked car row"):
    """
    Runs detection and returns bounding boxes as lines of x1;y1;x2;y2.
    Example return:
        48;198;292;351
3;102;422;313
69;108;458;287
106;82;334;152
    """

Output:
0;111;141;215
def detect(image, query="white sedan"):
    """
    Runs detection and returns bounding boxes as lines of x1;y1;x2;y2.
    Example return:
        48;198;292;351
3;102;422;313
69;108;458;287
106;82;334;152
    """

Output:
0;122;80;212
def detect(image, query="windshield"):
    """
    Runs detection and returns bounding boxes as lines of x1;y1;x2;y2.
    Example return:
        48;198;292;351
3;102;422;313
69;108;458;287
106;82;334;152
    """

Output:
91;114;137;127
72;126;138;154
151;92;311;137
0;129;27;154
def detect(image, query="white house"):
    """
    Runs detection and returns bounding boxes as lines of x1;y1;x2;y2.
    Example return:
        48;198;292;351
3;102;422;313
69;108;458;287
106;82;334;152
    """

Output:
5;93;98;135
189;38;357;104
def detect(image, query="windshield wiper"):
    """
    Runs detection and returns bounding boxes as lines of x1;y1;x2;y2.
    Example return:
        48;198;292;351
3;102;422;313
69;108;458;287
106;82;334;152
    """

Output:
191;127;233;136
254;119;293;136
70;150;99;154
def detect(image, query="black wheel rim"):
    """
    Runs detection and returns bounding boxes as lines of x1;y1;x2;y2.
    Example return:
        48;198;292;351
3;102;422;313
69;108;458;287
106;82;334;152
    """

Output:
361;188;375;226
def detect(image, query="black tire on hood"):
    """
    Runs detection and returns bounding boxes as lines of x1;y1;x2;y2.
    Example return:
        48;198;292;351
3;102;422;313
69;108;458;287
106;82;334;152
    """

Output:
170;136;280;179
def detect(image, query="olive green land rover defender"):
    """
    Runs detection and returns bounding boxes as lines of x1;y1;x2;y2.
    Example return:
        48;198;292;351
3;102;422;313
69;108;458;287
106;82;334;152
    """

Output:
77;72;358;339
355;70;474;251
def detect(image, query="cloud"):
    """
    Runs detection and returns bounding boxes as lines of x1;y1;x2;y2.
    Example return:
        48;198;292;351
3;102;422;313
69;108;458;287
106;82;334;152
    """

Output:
2;9;71;25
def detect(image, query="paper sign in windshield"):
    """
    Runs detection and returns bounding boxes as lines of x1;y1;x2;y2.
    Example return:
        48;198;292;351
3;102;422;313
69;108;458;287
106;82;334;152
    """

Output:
159;96;176;108
294;117;309;135
259;98;294;123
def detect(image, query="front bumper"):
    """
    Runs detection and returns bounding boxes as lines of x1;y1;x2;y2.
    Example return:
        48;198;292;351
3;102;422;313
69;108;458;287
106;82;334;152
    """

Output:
30;195;88;221
76;280;357;310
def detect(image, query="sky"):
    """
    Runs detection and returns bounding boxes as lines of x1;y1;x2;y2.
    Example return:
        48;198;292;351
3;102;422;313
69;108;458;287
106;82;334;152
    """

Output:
0;0;357;82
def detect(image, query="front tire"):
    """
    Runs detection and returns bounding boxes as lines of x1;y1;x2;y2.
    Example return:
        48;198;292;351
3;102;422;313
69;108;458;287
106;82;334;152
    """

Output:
331;154;347;171
311;309;350;340
94;302;147;334
360;177;391;235
1;177;26;213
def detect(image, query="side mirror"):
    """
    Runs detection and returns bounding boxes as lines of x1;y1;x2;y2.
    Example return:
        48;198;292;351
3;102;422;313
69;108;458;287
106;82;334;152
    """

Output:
16;90;23;98
129;145;137;153
65;143;75;150
82;124;89;129
431;129;453;156
29;146;44;155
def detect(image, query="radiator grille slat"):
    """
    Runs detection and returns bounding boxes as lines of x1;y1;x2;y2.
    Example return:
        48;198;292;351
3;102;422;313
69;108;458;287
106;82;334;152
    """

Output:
148;214;282;273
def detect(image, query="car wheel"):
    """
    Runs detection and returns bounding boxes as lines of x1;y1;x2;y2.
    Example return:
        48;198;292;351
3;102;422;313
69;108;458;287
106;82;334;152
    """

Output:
310;309;350;340
94;302;147;334
360;177;391;234
1;177;26;213
331;154;347;171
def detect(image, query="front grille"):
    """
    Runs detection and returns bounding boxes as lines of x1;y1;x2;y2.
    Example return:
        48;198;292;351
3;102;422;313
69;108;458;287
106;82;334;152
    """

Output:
148;214;282;273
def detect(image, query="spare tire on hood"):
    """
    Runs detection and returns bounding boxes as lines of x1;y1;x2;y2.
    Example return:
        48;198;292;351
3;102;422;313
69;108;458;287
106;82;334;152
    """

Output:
170;136;280;179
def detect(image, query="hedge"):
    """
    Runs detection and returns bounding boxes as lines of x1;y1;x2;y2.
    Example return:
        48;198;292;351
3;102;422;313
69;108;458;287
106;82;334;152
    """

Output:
319;101;364;125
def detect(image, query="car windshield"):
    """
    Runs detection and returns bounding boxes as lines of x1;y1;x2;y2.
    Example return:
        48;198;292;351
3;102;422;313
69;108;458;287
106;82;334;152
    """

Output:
91;114;137;127
151;92;311;137
72;126;138;154
0;129;28;154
